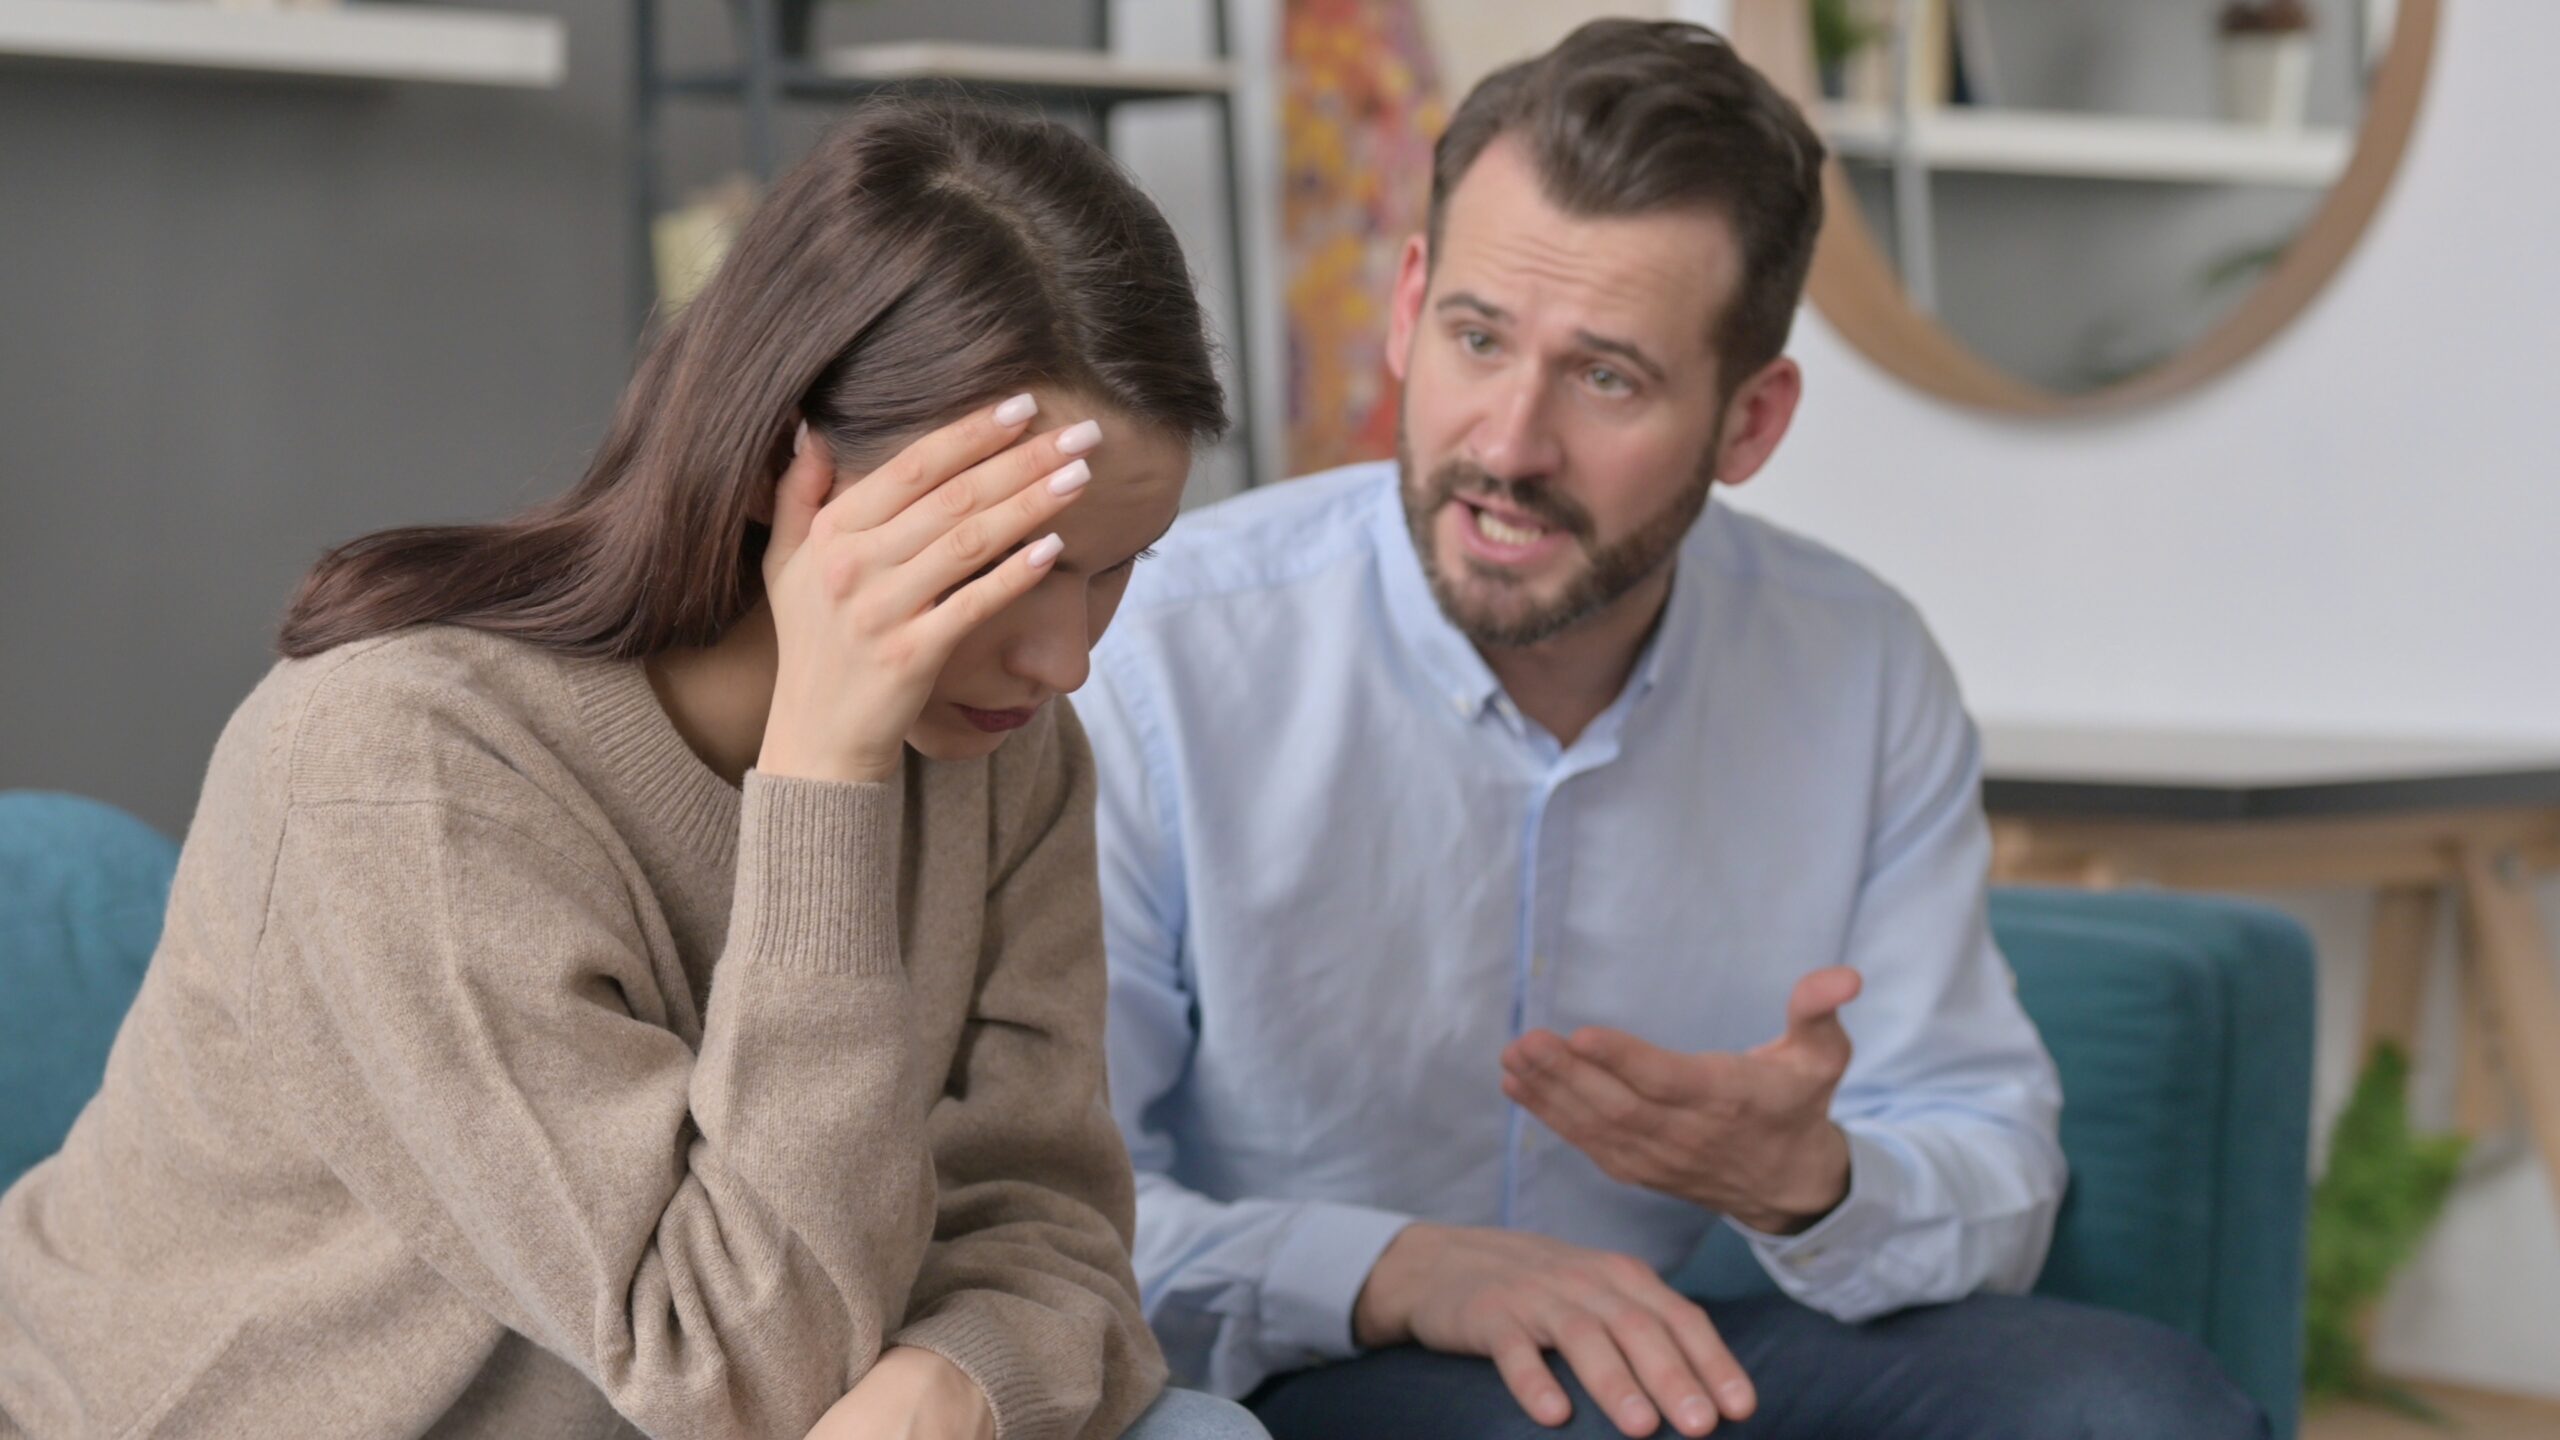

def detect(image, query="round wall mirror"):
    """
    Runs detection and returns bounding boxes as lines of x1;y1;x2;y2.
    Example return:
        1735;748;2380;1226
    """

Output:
1727;0;2441;415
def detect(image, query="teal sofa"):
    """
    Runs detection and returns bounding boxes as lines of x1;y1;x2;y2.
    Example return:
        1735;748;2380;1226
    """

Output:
1;794;2313;1436
0;792;181;1189
1676;887;2315;1438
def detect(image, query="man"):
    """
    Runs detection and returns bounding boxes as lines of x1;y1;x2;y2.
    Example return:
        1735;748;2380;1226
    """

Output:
1073;20;2266;1439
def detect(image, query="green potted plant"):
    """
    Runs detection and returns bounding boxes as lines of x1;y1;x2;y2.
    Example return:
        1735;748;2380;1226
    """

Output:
2302;1042;2469;1420
1809;0;1887;99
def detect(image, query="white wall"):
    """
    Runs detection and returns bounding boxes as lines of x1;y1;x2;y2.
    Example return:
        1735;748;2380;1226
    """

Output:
1731;2;2560;1397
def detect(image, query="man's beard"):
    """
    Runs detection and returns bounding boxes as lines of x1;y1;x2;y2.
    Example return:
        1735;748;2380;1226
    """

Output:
1398;424;1719;649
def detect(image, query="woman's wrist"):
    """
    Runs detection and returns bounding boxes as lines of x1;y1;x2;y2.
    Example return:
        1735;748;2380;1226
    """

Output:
754;730;902;787
800;1346;994;1440
912;1346;998;1440
880;1345;996;1440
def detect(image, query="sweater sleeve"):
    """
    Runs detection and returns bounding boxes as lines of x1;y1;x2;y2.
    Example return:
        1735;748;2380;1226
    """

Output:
886;705;1168;1440
253;768;934;1439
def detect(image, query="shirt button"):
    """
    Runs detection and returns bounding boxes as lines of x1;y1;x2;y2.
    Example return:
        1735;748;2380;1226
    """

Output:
1450;693;1471;715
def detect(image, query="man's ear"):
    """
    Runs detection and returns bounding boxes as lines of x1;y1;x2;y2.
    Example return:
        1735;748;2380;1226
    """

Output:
1710;357;1803;490
1385;233;1431;384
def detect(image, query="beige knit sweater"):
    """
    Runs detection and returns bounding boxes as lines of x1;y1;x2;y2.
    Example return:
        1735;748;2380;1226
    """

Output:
0;627;1164;1439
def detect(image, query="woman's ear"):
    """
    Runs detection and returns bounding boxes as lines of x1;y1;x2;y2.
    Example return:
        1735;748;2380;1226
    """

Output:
747;412;803;526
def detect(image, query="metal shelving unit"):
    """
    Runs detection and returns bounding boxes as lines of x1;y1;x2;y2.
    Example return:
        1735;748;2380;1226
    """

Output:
1819;104;2351;188
629;0;1262;486
0;0;564;87
1837;0;2370;315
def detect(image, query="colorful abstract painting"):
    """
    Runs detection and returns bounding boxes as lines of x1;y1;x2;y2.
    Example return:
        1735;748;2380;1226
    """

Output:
1283;0;1447;475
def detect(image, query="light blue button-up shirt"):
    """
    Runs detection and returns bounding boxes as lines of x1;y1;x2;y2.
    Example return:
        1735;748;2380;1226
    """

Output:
1074;461;2065;1400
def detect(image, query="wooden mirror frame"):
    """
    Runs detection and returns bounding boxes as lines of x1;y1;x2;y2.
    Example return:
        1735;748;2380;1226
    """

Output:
1727;0;2442;416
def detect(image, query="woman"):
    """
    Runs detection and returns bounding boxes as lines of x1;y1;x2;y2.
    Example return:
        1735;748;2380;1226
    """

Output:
0;100;1265;1440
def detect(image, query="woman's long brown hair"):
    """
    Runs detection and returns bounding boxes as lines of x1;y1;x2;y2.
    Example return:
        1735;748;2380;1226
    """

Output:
278;98;1228;660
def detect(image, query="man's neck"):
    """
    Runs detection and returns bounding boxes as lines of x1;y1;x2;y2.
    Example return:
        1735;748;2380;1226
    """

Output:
1479;567;1673;749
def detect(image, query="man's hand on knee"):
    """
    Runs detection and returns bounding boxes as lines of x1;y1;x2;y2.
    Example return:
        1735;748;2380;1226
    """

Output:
1351;1224;1755;1437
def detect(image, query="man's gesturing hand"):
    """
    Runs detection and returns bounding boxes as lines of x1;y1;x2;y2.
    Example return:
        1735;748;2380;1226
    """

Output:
1352;1224;1754;1437
1500;968;1863;1235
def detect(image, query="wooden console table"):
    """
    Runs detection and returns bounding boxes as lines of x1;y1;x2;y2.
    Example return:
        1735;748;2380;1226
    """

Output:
1980;725;2560;1214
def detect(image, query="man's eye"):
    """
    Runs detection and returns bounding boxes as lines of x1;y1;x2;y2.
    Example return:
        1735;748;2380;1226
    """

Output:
1459;328;1497;357
1588;365;1632;396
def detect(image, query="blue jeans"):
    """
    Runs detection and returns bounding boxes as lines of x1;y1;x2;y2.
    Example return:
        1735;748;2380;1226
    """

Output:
1247;1293;2266;1440
1124;1387;1273;1439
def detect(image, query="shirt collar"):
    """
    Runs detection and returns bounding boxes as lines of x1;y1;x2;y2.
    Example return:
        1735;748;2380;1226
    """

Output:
1630;517;1712;701
1367;469;1708;727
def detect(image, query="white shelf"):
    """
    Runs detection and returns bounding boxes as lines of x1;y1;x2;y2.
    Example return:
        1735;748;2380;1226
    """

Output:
820;42;1232;100
0;0;565;88
1819;103;2351;187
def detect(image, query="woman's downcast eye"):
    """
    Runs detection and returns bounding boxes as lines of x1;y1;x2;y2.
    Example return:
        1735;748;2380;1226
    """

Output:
1102;546;1159;577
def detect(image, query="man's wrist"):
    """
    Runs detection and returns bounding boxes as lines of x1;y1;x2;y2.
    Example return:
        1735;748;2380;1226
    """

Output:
1350;1221;1435;1348
1724;1123;1853;1235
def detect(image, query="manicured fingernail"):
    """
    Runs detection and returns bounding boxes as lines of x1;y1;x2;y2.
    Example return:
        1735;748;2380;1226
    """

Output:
1057;419;1103;455
995;393;1038;426
1024;534;1064;568
794;420;809;456
1680;1400;1716;1431
1046;459;1091;497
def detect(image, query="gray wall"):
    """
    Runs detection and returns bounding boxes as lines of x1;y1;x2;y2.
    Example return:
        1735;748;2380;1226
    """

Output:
0;0;1227;835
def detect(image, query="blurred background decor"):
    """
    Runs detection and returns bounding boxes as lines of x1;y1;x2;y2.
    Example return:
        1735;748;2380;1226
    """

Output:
1732;0;2437;409
1279;0;1441;474
2221;0;2319;129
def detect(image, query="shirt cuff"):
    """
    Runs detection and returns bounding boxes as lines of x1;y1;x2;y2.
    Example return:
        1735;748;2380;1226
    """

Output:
1259;1201;1415;1363
1730;1126;1905;1308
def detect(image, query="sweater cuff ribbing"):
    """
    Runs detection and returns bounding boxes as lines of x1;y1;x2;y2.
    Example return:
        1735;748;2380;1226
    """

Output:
893;1305;1084;1440
729;770;904;975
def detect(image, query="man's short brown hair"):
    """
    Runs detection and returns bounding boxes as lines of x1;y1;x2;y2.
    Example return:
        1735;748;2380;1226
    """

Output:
1428;19;1827;390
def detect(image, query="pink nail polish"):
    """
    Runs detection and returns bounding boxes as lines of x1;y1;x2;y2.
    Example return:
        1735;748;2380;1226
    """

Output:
1046;459;1091;497
1024;534;1065;568
1058;420;1103;455
995;393;1038;426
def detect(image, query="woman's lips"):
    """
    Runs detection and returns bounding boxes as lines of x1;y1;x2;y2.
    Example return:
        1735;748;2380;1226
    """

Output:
954;702;1041;733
